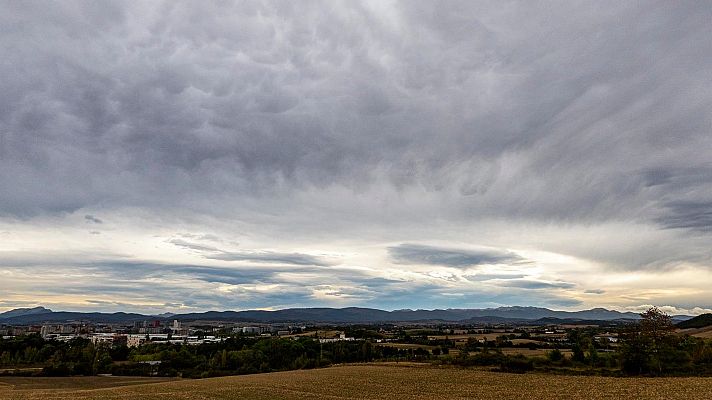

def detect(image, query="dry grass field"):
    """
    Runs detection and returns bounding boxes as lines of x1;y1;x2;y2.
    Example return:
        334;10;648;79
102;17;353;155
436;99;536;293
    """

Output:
378;343;438;351
427;333;505;341
0;376;175;391
1;364;711;400
679;326;712;339
498;348;573;357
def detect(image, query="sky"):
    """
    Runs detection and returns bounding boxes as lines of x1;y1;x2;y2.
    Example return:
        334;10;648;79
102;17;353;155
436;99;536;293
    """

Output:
1;1;711;315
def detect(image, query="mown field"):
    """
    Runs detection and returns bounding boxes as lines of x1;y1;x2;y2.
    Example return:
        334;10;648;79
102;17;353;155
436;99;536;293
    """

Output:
1;363;712;400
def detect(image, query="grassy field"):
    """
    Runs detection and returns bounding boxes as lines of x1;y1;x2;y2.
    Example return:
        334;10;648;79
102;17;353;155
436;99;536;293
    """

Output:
1;364;711;400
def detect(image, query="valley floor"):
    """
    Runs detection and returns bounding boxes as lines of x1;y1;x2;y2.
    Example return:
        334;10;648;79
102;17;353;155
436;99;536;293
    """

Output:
1;363;712;400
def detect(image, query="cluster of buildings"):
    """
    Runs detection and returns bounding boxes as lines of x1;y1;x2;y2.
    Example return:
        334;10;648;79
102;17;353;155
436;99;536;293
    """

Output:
0;319;313;347
125;334;222;347
30;320;220;347
235;326;296;337
318;332;355;343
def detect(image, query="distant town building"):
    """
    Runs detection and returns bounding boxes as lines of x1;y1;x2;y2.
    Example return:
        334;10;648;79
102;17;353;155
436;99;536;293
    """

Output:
242;326;262;335
90;333;118;345
127;334;149;348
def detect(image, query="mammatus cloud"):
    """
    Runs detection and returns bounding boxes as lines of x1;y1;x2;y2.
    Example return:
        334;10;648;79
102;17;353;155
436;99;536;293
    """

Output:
0;2;711;313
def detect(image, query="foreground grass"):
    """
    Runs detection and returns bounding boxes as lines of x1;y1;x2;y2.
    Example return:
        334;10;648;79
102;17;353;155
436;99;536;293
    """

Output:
2;363;712;400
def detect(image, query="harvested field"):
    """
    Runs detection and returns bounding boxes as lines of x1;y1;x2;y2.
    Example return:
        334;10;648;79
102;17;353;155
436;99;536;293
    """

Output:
1;364;711;400
0;376;174;391
499;348;573;357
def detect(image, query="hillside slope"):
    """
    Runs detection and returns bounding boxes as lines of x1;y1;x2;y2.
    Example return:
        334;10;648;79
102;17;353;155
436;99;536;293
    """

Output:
677;313;712;329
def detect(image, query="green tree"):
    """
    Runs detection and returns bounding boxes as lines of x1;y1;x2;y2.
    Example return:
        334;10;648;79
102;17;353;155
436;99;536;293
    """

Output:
620;307;677;375
587;343;599;367
640;307;676;375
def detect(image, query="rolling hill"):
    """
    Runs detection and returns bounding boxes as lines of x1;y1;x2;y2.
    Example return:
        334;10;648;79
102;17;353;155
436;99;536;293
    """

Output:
677;313;712;329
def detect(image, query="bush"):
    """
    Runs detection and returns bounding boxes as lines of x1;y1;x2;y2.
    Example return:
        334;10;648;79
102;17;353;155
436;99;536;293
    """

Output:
500;356;534;373
42;363;72;376
452;351;506;367
547;349;563;362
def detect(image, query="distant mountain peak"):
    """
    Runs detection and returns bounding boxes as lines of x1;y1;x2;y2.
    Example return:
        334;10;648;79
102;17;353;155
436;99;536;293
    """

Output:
0;306;52;319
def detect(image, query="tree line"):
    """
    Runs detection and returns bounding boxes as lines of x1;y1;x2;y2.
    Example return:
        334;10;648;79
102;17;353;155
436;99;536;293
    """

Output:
1;335;397;378
1;307;711;377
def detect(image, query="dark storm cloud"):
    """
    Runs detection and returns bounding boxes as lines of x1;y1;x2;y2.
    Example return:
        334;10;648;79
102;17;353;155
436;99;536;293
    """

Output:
0;0;710;232
389;244;524;267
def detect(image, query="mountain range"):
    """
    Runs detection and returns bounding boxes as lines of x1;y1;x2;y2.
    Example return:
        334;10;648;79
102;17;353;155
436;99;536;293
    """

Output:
0;306;693;325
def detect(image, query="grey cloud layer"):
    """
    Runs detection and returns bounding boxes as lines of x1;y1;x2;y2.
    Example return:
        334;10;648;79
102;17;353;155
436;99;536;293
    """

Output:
1;1;712;312
389;243;524;267
2;1;710;232
167;238;335;266
208;252;334;266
